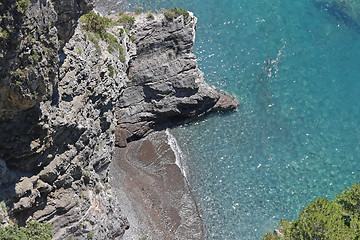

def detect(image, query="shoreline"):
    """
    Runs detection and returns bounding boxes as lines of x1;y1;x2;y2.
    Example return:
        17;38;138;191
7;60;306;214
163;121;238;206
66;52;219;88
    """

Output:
165;129;189;180
109;130;205;239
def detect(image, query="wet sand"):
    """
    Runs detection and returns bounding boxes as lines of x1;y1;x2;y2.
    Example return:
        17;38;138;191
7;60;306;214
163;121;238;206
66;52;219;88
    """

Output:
109;131;204;239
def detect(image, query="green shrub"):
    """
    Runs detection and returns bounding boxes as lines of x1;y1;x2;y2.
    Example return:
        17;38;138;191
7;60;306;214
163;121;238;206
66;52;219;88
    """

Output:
108;65;114;78
134;6;143;15
289;198;356;239
16;0;30;14
119;47;125;63
117;14;135;29
164;8;190;21
102;31;119;53
12;68;27;79
86;32;101;52
336;181;360;215
119;28;125;37
0;201;6;211
1;30;8;40
262;233;281;240
80;11;115;35
81;11;123;54
87;231;94;239
263;182;360;239
0;221;53;240
147;12;155;20
29;50;40;63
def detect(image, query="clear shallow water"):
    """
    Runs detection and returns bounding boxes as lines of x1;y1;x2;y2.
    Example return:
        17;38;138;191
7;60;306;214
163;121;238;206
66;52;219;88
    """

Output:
111;0;360;239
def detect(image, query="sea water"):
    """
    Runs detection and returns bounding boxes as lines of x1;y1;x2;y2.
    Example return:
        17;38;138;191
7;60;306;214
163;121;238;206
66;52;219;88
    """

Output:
100;0;360;239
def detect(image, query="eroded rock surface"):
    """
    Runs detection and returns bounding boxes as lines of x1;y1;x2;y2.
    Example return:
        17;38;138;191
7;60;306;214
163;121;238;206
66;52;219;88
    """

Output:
0;2;130;238
0;0;94;120
115;13;237;146
0;7;237;240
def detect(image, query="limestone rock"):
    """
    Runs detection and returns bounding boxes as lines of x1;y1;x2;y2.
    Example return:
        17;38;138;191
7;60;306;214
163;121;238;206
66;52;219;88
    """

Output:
14;176;38;198
0;7;237;240
0;0;93;120
116;12;237;146
0;2;128;238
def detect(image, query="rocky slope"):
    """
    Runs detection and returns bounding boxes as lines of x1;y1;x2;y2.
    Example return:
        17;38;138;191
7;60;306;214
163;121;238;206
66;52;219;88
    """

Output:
0;0;93;120
116;12;237;147
0;2;237;239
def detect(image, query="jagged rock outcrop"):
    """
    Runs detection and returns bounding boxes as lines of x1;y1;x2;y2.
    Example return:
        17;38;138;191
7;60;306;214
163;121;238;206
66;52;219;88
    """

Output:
0;17;131;238
51;0;94;45
115;13;237;147
0;0;93;120
0;1;129;239
0;6;237;240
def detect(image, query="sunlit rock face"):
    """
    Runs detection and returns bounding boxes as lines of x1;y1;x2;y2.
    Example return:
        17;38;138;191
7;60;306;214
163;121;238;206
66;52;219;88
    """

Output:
0;5;237;239
0;0;93;120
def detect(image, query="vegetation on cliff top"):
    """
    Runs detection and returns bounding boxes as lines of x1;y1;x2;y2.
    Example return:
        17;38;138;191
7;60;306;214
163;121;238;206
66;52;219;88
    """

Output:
80;11;128;61
0;221;53;240
164;8;190;21
117;13;135;29
15;0;30;14
0;0;58;106
263;181;360;239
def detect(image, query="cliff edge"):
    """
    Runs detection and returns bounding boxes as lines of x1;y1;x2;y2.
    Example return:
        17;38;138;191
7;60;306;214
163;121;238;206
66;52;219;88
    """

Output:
0;4;237;239
115;11;237;147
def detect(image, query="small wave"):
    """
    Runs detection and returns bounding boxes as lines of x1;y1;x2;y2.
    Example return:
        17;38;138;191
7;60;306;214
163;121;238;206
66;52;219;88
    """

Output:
165;129;188;179
267;39;287;78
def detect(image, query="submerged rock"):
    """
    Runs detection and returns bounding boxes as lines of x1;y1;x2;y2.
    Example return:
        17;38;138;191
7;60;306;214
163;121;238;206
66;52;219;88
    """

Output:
313;0;360;32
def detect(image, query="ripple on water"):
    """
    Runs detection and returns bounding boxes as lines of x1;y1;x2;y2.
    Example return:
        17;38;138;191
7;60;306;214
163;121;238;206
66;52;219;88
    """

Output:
97;0;360;238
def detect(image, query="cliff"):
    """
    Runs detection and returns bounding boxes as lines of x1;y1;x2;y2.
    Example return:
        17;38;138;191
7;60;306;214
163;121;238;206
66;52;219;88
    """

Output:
115;11;236;146
0;2;237;239
0;0;93;120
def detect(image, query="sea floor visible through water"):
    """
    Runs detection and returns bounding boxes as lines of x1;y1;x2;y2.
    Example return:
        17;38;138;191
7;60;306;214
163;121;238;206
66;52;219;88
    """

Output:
97;0;360;239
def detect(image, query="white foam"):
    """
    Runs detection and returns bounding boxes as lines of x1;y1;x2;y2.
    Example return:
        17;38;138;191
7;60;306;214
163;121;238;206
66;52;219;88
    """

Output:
165;129;188;179
267;39;286;78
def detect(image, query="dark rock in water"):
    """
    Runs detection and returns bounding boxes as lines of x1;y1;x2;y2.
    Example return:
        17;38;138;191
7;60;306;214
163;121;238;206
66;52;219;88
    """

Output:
313;0;360;33
116;13;237;147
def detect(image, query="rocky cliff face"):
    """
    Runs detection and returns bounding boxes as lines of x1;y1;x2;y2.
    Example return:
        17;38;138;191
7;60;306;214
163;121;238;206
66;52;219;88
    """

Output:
0;4;237;239
116;13;237;146
0;1;129;239
0;0;93;120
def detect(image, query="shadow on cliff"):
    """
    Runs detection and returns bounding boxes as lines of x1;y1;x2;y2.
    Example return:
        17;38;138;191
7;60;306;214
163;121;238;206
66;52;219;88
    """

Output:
0;105;85;225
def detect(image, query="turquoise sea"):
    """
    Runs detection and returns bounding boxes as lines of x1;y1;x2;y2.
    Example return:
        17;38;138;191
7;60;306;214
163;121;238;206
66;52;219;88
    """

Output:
110;0;360;239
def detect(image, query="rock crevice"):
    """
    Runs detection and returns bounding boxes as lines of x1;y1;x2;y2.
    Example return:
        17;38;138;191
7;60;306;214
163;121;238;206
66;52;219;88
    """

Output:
0;6;237;240
116;13;237;147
